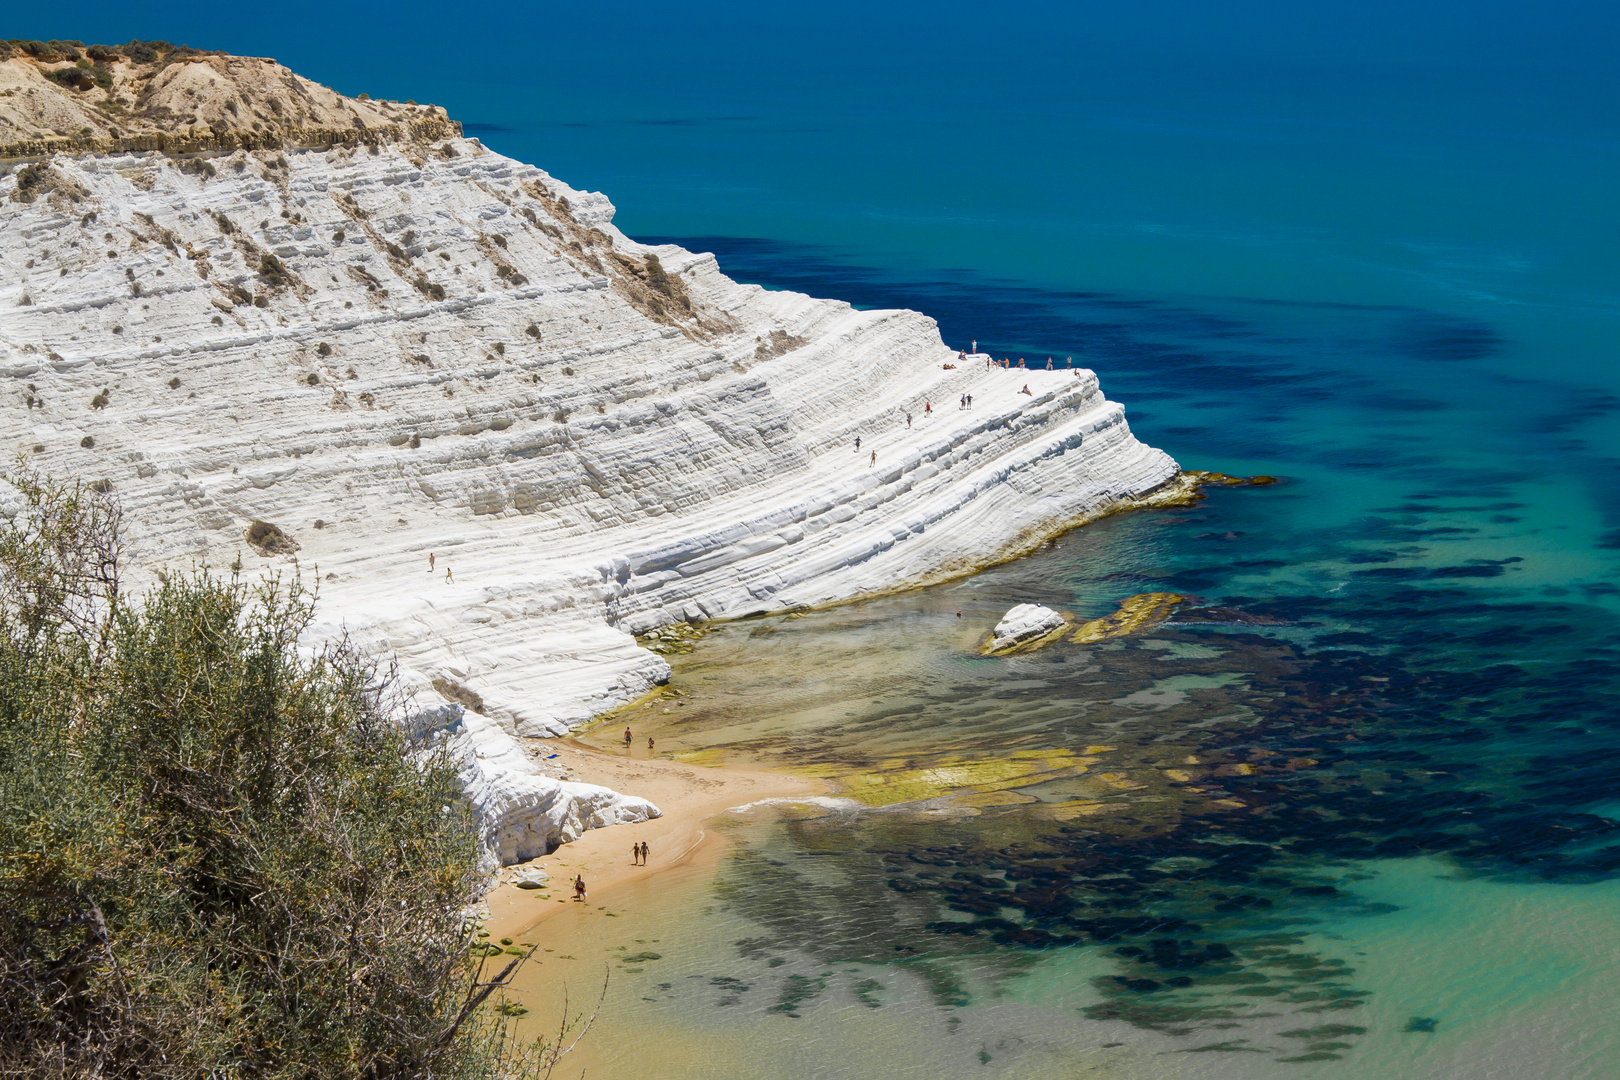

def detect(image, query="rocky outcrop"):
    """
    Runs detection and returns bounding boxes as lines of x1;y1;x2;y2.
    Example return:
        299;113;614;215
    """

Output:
983;603;1069;655
1072;593;1188;643
0;59;1178;860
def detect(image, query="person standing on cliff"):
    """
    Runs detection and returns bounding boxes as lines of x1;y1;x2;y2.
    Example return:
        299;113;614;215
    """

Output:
1046;357;1053;370
924;401;931;415
906;412;912;429
966;393;973;407
971;339;977;353
444;567;452;584
1067;355;1073;368
855;436;861;451
429;552;435;573
870;449;877;467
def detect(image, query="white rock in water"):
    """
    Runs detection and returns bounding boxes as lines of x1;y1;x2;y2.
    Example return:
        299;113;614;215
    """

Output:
987;604;1068;652
0;64;1176;863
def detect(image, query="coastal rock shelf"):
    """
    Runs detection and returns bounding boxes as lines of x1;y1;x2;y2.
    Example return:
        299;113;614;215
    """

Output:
0;62;1176;860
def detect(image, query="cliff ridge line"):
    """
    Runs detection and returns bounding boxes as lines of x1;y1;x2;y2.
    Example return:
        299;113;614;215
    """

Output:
0;40;457;161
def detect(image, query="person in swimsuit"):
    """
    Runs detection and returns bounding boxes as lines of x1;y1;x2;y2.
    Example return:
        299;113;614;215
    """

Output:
648;736;655;754
623;727;633;747
444;568;452;583
574;876;587;901
869;449;877;467
429;552;435;573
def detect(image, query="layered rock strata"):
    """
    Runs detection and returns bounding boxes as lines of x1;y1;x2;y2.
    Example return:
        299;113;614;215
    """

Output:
0;62;1178;860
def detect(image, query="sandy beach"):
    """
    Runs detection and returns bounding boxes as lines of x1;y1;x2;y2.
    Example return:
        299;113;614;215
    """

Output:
482;739;824;941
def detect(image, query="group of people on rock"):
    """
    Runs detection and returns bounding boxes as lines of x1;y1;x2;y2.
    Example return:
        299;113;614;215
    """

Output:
984;355;1073;370
849;341;1080;465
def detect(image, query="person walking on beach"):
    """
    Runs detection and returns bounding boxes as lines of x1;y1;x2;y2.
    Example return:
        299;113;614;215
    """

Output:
632;842;641;865
623;727;633;748
574;875;587;901
639;841;649;863
444;567;452;584
648;736;655;754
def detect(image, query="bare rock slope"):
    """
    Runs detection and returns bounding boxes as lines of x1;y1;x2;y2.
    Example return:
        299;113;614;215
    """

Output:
0;52;1179;861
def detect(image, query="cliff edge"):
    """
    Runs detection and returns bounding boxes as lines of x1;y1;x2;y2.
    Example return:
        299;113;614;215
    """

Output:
0;51;1178;862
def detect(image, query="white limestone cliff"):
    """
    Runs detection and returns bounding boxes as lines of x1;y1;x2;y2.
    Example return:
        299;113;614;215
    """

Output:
0;69;1178;861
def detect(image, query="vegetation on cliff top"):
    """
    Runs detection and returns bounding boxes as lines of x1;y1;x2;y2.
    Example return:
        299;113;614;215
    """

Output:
0;471;569;1079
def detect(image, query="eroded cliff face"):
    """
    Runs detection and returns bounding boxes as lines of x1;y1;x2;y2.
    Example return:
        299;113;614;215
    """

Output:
0;68;1177;860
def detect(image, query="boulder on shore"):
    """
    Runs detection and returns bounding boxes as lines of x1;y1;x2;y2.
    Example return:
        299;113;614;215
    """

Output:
983;603;1068;655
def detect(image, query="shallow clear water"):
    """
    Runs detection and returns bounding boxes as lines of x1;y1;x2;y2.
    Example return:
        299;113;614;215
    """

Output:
519;465;1620;1076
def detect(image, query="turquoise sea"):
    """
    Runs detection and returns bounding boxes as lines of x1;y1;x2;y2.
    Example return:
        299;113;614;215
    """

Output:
31;2;1620;1074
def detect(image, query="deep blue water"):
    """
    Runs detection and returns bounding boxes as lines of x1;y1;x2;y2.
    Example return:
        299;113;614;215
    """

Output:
28;3;1620;1073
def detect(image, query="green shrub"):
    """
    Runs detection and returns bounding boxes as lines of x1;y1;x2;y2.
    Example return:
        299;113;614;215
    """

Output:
258;252;290;287
0;471;568;1078
643;253;671;295
46;66;95;91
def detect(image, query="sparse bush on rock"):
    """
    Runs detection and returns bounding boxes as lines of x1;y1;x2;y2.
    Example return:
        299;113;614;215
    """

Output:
0;470;565;1079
